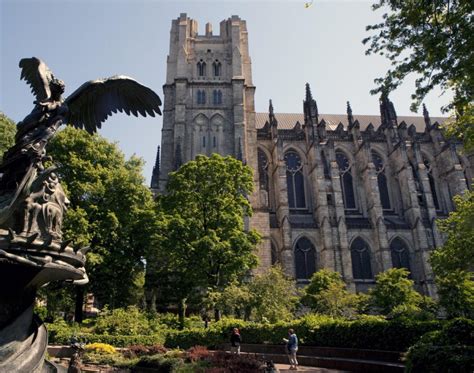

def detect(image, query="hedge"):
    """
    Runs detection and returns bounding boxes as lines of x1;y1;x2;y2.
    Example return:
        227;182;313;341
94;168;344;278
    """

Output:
47;316;442;352
164;318;442;351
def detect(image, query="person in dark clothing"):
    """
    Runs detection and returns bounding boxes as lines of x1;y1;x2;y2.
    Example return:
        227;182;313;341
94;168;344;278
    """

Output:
230;327;241;354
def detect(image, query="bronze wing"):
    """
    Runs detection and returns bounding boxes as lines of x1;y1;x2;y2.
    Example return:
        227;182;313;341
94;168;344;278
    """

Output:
64;76;162;133
19;57;54;101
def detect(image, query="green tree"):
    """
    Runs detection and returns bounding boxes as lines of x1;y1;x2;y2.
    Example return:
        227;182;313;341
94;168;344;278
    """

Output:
301;269;361;317
151;154;260;327
431;190;474;318
247;266;298;323
369;268;423;317
46;127;158;320
0;112;16;157
364;0;474;149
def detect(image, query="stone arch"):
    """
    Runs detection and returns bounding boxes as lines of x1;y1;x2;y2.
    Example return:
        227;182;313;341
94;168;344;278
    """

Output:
371;150;392;210
284;149;306;209
349;236;373;280
292;235;317;280
389;236;411;272
335;149;357;210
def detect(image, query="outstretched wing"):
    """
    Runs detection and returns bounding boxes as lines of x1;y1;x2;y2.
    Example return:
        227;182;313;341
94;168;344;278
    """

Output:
64;76;162;133
19;57;54;101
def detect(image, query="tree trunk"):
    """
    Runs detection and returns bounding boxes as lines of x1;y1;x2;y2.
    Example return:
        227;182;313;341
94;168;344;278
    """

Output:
74;286;84;323
178;298;187;330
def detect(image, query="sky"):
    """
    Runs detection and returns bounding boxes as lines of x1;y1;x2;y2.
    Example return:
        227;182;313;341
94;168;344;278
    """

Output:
0;0;451;184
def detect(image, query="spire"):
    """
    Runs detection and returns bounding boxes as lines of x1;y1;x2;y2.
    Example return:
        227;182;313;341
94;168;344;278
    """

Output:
268;99;278;128
303;83;318;124
346;101;354;128
379;92;397;127
150;145;160;189
423;103;432;130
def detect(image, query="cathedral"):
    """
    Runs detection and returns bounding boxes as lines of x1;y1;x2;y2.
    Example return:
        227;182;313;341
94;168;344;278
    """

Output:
151;14;472;295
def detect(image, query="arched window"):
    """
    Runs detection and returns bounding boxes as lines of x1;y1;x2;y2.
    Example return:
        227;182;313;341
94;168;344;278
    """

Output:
336;151;356;209
197;60;206;77
271;242;278;265
285;151;306;209
371;151;391;210
390;238;411;272
351;237;373;279
294;237;316;280
258;149;269;192
213;90;222;105
423;157;440;210
197;90;206;105
213;60;221;76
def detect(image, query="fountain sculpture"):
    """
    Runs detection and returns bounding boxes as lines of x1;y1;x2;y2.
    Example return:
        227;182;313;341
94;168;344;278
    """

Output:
0;57;161;372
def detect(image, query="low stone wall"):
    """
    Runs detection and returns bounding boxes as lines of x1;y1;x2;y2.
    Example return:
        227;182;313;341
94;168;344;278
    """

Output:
218;343;405;373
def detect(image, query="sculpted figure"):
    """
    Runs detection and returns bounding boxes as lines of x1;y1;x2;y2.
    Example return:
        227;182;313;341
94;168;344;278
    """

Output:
0;57;162;373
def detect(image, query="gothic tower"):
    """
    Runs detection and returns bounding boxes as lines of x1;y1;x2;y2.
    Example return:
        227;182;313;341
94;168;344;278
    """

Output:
153;14;273;270
155;13;256;191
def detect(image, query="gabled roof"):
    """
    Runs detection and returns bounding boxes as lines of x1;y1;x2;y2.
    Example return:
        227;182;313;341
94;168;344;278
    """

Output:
255;113;447;132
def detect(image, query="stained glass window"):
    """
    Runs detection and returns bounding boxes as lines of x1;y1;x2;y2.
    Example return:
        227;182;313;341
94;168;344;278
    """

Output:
294;237;316;280
213;60;221;76
372;151;391;210
285;151;305;209
197;60;206;76
351;237;373;279
336;151;356;209
390;238;411;272
213;90;222;105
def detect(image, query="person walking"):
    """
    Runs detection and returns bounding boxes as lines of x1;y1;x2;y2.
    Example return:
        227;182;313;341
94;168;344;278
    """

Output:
230;327;241;354
283;328;298;370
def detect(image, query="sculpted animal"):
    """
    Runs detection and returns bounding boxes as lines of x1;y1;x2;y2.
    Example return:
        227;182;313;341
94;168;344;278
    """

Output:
0;57;162;231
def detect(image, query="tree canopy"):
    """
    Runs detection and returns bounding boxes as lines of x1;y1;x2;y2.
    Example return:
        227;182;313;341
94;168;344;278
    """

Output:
364;0;474;148
46;127;158;316
0;112;16;157
301;269;362;317
149;154;260;325
431;190;474;318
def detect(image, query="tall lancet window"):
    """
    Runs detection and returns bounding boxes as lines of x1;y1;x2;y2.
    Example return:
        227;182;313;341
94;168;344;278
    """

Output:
390;238;411;272
258;149;269;193
351;237;373;280
284;151;306;209
197;60;206;77
213;60;221;76
294;237;316;280
423;156;441;210
336;151;356;209
371;151;391;210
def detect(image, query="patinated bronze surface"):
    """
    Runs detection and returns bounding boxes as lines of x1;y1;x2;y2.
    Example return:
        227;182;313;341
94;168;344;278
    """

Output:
0;57;161;372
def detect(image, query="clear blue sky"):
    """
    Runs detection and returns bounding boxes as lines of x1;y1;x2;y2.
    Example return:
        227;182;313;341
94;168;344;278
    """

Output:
1;0;450;184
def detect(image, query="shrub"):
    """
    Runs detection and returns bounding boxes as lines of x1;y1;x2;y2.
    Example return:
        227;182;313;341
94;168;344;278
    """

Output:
405;318;474;372
94;306;151;335
85;342;116;354
186;345;211;362
135;354;184;373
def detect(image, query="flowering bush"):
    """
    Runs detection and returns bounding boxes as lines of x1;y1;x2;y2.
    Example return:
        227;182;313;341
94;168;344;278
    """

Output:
85;342;116;354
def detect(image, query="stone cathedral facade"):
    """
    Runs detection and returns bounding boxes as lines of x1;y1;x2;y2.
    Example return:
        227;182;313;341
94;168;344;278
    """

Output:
151;14;472;295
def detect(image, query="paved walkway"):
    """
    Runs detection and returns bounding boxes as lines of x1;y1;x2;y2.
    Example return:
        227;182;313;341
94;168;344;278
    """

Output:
274;363;349;372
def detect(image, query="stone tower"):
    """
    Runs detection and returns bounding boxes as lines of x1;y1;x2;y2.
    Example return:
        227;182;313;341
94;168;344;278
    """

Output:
153;14;273;269
155;13;254;189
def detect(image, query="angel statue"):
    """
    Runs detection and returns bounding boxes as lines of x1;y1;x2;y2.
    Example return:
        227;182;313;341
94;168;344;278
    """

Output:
0;58;161;373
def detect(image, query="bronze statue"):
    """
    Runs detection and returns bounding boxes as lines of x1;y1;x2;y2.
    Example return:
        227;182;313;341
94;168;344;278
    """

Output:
0;57;161;372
